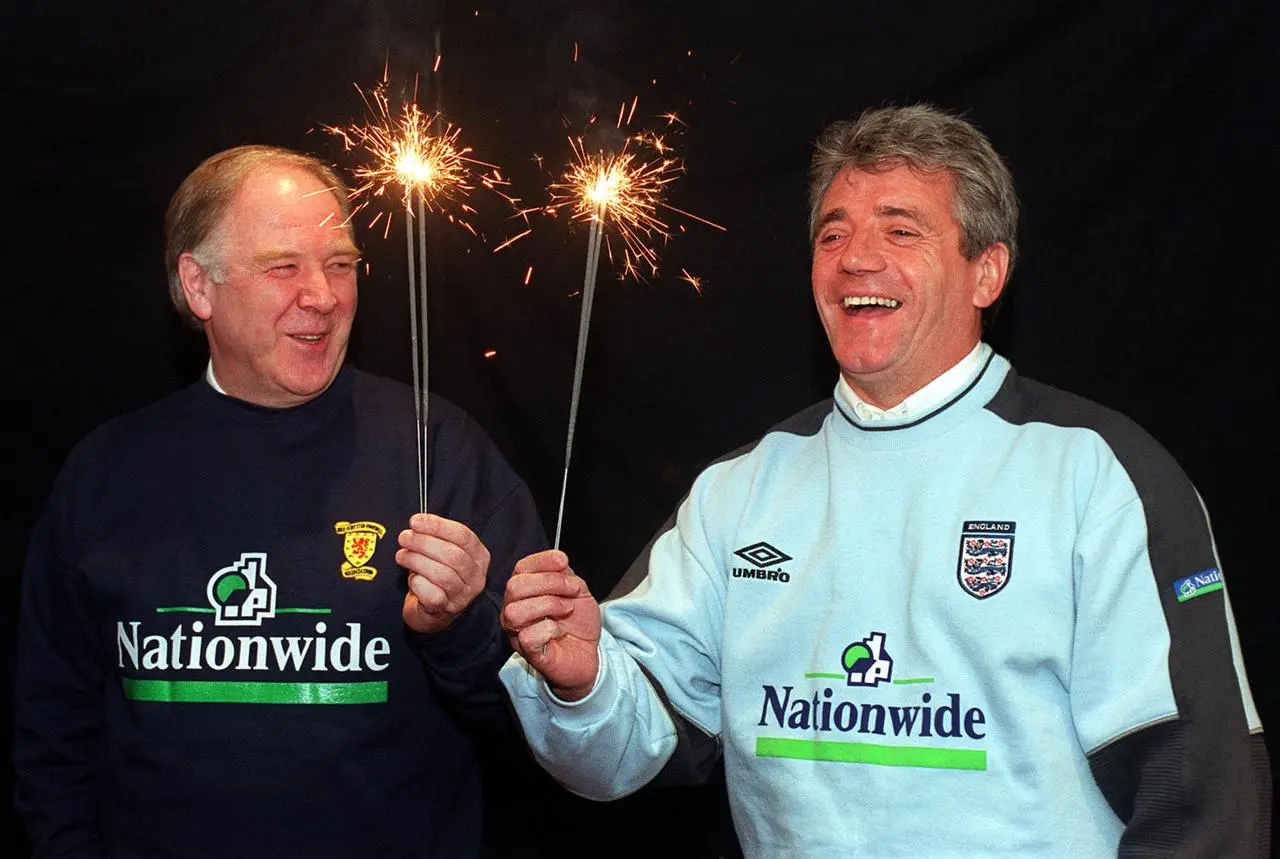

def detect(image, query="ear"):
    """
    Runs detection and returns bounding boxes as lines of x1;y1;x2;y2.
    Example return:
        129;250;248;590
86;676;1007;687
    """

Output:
971;242;1010;310
178;252;215;322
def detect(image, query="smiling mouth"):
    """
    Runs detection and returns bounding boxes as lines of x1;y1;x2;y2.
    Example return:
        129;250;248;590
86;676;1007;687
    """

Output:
291;334;325;343
841;296;900;314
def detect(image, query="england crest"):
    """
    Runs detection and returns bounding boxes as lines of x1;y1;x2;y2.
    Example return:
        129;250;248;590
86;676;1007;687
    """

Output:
957;520;1015;599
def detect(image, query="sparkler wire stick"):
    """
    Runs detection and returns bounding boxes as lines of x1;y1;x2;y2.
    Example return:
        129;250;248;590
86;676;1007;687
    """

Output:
405;200;426;515
416;193;430;513
553;201;608;549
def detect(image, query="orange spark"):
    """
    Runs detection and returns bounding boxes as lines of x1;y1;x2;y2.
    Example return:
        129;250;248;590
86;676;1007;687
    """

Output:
323;78;517;239
526;99;725;281
679;269;704;294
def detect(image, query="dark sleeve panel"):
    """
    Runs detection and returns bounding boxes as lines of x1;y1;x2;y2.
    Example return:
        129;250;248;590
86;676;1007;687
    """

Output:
638;662;724;788
989;371;1270;857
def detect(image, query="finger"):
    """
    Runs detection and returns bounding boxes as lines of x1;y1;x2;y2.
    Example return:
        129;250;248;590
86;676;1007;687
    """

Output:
502;593;576;631
404;571;453;614
396;548;468;594
397;530;477;576
404;514;488;563
513;550;570;576
515;617;561;655
505;569;589;602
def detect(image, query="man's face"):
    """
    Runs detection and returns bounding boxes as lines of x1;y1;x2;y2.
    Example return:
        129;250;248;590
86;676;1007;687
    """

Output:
811;164;1007;408
180;165;360;408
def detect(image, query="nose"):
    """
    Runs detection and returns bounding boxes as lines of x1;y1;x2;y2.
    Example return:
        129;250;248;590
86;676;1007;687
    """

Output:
297;267;338;313
838;230;886;275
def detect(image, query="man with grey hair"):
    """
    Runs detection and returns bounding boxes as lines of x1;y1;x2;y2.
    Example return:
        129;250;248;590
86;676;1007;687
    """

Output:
15;144;548;857
498;105;1270;856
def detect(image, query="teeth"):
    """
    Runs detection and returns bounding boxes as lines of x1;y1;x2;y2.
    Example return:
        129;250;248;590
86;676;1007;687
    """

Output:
295;335;322;342
842;296;900;309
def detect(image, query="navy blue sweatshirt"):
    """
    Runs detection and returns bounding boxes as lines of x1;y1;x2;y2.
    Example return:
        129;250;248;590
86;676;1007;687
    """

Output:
15;367;547;858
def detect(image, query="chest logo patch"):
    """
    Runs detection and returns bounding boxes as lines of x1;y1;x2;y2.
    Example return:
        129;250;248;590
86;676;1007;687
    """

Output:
334;520;387;581
957;520;1015;599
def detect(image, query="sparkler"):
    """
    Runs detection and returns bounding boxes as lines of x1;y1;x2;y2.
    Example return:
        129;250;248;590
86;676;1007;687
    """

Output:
541;105;725;548
325;77;512;514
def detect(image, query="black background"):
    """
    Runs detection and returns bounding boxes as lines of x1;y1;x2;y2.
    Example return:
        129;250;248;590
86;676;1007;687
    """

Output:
3;1;1276;856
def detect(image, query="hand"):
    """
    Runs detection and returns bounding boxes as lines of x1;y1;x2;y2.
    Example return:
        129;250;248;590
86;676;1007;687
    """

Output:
396;513;491;634
501;550;601;701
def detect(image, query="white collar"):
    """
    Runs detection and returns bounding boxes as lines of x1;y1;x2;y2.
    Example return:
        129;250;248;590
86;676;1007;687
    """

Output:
205;361;228;395
838;342;990;422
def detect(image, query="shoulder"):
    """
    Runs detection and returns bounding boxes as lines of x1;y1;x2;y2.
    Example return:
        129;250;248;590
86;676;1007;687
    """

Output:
986;368;1192;494
66;383;202;466
687;397;834;500
711;398;832;468
348;368;474;425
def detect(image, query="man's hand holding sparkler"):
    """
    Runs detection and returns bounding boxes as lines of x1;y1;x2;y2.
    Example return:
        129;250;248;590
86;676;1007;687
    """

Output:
501;550;602;701
397;513;492;634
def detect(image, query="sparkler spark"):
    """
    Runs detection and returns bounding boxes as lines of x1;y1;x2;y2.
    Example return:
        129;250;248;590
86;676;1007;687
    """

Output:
532;107;724;282
324;79;516;236
322;76;519;515
544;101;725;548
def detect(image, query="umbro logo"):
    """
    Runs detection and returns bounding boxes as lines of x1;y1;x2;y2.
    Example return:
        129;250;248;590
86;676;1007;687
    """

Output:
734;542;793;567
731;542;793;584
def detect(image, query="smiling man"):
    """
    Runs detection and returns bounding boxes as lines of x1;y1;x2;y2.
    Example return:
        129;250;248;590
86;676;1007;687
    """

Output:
15;145;548;858
498;106;1270;857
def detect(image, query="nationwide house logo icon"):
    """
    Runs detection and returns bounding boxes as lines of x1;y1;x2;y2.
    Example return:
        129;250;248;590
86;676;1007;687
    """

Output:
334;520;387;581
206;552;277;626
842;631;893;686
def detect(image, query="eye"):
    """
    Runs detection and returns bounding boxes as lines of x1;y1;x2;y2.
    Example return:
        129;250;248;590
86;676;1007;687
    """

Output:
817;229;845;246
327;259;359;274
268;263;299;276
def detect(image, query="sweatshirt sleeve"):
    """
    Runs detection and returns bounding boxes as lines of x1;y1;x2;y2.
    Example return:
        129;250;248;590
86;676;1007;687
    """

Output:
13;476;109;858
499;468;729;799
1074;442;1270;857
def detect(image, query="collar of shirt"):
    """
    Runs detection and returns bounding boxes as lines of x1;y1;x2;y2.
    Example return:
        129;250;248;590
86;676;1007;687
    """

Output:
205;360;227;395
837;341;990;422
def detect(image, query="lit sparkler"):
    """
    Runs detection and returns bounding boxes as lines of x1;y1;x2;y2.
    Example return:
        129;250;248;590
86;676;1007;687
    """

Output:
325;77;513;513
540;104;725;548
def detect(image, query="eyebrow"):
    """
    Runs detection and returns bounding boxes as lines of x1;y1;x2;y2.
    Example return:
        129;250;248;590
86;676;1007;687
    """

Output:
815;208;846;232
252;249;300;266
876;204;932;227
251;244;360;266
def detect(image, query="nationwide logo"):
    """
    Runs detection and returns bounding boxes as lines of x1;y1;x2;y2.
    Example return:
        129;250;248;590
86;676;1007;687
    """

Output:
842;631;892;686
116;552;391;706
732;541;793;583
755;631;988;771
1174;568;1224;603
957;520;1015;599
334;520;386;581
207;552;276;626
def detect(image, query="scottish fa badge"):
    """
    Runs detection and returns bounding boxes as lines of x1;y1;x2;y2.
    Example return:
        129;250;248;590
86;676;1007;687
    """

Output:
334;520;387;581
957;520;1015;599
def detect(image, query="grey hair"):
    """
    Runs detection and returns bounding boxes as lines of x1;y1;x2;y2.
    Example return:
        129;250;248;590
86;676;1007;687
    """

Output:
163;145;354;328
807;105;1019;298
